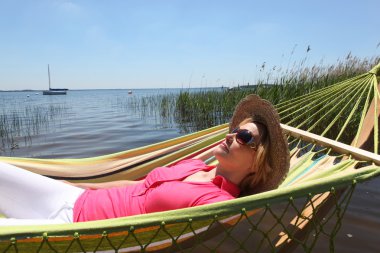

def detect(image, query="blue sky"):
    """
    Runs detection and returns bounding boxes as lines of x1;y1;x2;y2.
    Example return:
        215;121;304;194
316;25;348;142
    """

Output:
0;0;379;90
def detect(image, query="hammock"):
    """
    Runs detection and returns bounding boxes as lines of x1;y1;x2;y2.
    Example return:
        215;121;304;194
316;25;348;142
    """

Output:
0;63;379;253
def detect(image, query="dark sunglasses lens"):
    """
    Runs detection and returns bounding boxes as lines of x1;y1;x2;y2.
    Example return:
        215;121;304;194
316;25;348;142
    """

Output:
237;130;253;144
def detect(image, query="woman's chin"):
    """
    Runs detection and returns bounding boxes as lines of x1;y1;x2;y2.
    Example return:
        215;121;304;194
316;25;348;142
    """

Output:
214;150;229;164
213;148;226;158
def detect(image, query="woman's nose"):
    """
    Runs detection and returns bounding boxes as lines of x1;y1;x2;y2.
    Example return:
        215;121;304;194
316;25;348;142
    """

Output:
225;133;234;145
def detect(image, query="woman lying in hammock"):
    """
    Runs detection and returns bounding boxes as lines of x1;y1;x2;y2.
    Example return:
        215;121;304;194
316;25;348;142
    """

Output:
0;95;289;226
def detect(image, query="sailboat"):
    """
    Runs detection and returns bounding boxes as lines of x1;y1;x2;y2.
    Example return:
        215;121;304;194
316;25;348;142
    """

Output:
42;64;67;95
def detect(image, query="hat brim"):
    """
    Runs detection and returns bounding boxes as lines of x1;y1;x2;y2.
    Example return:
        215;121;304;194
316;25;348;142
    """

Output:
229;94;289;193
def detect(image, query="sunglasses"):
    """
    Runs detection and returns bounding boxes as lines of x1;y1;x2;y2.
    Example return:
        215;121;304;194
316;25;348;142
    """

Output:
231;127;257;149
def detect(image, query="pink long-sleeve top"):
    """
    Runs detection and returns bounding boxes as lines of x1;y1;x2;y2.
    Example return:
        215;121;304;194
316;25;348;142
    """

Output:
73;159;240;222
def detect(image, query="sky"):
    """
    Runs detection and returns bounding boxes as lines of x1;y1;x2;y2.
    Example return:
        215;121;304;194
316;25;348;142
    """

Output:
0;0;379;90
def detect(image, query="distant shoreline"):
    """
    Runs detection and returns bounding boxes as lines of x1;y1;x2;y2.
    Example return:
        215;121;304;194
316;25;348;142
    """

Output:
0;87;225;92
0;90;43;92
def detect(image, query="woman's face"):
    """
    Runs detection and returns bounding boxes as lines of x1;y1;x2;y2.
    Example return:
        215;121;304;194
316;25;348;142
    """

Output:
214;122;261;177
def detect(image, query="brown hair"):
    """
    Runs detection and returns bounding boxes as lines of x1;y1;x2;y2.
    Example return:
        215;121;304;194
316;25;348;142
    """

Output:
238;117;272;196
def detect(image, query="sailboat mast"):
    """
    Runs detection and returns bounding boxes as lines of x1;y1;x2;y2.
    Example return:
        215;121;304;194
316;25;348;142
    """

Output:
48;64;51;90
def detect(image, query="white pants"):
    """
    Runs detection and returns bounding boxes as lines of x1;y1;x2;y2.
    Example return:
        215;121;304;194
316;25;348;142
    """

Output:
0;162;85;226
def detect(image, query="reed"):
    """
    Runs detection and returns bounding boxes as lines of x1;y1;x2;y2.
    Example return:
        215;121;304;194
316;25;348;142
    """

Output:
0;104;70;153
114;94;177;128
112;55;380;140
163;55;380;142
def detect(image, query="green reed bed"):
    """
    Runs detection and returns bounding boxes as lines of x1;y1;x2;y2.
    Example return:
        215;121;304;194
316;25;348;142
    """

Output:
0;104;70;153
127;55;379;144
114;94;177;128
247;54;379;103
174;56;378;134
112;55;380;138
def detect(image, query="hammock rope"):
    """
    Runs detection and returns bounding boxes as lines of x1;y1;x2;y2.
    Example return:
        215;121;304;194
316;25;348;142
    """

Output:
373;79;379;154
0;63;379;252
277;63;380;150
306;77;366;133
334;81;371;140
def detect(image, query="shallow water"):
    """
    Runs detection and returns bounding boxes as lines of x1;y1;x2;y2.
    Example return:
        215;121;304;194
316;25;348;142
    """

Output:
0;90;379;252
0;89;184;158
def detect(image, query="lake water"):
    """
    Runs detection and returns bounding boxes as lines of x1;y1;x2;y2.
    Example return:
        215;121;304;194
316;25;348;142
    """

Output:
0;89;379;252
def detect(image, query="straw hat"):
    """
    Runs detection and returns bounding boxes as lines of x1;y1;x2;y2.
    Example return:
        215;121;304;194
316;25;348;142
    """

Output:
229;94;290;193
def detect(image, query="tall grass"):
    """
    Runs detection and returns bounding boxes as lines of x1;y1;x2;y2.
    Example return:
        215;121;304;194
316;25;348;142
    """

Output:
173;55;380;134
113;55;380;138
114;94;177;128
0;104;70;152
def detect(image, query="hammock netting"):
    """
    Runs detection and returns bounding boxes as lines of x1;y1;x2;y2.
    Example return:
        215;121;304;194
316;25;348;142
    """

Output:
0;63;379;253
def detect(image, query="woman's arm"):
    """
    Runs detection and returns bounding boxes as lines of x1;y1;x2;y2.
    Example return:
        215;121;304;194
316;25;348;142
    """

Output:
64;179;145;189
